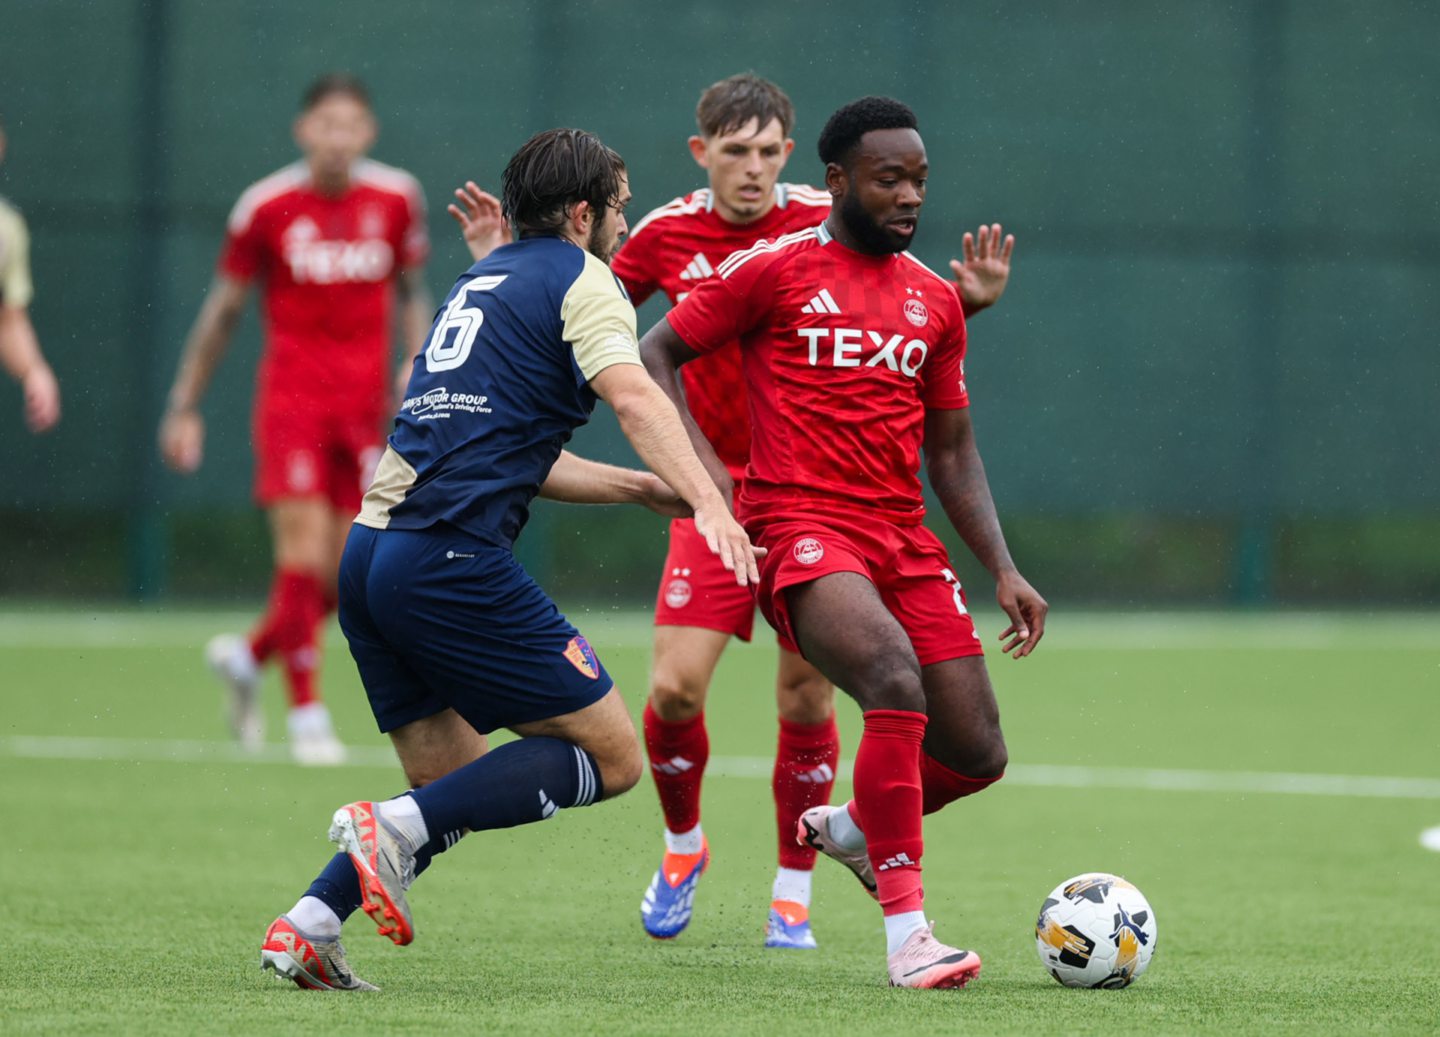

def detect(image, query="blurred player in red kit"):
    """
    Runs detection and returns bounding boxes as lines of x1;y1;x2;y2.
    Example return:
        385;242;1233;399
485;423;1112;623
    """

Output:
160;74;433;765
641;96;1046;987
453;74;1015;947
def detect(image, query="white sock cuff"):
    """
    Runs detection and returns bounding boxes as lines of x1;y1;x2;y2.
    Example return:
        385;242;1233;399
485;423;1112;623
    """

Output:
664;824;704;855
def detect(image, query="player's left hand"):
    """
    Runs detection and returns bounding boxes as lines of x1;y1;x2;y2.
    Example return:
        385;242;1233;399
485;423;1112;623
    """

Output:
949;223;1015;314
22;364;61;434
448;181;510;263
995;568;1047;658
636;472;692;518
693;499;766;587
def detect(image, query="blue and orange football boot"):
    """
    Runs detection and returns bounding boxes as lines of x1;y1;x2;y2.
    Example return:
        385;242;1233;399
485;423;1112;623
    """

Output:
640;841;709;939
764;899;818;950
260;915;378;991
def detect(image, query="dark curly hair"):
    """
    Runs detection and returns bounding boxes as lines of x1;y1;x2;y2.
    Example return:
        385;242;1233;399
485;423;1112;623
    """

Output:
501;128;627;237
301;72;371;112
816;96;918;169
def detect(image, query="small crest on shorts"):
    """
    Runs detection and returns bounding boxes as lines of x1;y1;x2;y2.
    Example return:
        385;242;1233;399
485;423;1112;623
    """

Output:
664;578;693;609
563;635;600;679
793;537;825;565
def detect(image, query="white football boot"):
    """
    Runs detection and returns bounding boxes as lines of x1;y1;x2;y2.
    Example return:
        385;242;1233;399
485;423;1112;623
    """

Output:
205;633;263;752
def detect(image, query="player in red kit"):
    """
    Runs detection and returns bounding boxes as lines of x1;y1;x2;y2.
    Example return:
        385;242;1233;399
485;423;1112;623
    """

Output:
450;74;1014;946
641;96;1046;988
159;74;434;765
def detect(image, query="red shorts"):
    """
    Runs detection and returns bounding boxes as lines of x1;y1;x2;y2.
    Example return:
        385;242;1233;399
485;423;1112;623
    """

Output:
749;511;984;666
252;392;384;512
654;517;799;652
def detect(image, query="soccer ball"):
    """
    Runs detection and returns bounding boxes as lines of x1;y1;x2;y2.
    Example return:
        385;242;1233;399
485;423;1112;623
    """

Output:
1035;872;1157;988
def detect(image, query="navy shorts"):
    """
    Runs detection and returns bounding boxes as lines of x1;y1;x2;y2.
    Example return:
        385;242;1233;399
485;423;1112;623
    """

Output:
338;524;614;735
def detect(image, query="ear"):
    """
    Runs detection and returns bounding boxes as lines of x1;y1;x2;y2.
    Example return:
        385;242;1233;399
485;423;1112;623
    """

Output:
823;161;846;197
567;199;595;246
291;113;307;150
687;135;710;170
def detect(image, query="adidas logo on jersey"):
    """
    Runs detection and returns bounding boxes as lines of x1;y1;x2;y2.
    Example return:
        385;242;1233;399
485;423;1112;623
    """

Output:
877;851;917;871
678;253;715;280
801;288;842;314
652;756;695;776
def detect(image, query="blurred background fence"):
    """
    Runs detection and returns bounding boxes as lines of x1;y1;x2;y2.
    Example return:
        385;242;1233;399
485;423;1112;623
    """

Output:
2;0;1437;606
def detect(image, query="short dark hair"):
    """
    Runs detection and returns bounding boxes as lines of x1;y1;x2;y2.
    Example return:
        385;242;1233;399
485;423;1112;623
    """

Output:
696;73;795;139
301;73;371;112
501;128;626;237
817;96;918;168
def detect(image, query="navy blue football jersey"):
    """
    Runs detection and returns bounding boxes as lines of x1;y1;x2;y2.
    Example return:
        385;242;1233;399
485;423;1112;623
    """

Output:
355;235;640;547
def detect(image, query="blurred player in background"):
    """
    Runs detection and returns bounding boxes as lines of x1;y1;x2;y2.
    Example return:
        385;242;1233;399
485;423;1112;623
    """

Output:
454;73;1013;948
641;96;1046;988
0;117;61;433
260;127;761;991
159;74;432;765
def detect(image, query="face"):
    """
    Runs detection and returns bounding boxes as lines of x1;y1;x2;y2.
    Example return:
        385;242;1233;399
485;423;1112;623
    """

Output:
588;171;632;264
831;127;928;254
293;93;376;185
689;117;794;224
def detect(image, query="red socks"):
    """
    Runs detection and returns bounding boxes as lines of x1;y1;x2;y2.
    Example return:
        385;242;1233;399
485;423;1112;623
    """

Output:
920;753;1002;814
642;702;709;834
249;568;326;708
775;715;840;870
852;709;928;916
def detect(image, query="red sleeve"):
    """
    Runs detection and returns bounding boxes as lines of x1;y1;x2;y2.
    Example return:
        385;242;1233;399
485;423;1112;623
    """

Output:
921;289;969;410
609;237;658;307
399;182;429;269
217;196;265;281
665;249;776;354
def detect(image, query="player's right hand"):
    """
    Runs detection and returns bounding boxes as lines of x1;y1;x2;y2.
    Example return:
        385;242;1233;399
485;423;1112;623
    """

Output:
22;365;61;434
448;181;510;263
159;408;205;473
692;501;765;587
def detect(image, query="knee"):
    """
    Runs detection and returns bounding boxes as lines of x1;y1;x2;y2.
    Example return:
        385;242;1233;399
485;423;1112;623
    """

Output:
855;662;926;715
598;742;644;799
930;727;1008;779
649;666;708;721
776;671;834;724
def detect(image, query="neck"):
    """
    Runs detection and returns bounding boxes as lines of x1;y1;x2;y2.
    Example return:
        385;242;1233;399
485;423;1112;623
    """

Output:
823;211;880;256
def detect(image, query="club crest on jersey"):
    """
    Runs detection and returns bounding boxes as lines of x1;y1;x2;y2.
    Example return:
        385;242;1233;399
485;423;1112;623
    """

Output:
903;297;929;327
563;636;600;680
792;537;825;565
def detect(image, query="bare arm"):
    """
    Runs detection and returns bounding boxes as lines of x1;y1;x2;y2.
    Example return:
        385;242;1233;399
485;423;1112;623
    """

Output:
539;449;690;517
924;406;1047;656
393;266;434;399
637;315;733;506
1;306;60;433
590;362;760;585
158;274;250;472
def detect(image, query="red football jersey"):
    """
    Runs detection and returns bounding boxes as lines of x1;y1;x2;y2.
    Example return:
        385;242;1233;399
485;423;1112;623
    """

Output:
611;184;830;478
666;221;968;525
219;159;428;409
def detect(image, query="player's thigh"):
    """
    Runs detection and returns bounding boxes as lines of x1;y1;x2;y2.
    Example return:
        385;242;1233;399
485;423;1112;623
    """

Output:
649;624;731;719
510;687;642;799
775;646;834;724
786;571;924;714
366;527;617;738
267;496;333;572
918;655;1007;776
388;708;489;788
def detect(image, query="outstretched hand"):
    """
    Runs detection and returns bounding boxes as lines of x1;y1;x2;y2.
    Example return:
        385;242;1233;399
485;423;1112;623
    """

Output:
948;223;1015;313
995;568;1047;658
692;499;765;587
447;181;510;263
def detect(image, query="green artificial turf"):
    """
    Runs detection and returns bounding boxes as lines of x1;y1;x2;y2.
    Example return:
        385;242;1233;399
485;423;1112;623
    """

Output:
0;608;1436;1034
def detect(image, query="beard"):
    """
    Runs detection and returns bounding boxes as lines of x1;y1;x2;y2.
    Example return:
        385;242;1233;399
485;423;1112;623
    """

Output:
589;222;620;264
838;191;914;254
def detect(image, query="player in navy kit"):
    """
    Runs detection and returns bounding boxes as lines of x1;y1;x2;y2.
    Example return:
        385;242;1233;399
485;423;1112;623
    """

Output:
258;127;761;992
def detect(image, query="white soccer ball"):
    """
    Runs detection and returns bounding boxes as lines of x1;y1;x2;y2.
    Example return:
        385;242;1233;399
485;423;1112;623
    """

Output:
1035;872;1157;988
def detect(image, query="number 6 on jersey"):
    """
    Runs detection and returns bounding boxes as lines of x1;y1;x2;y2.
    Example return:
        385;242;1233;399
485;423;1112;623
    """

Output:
424;275;508;372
